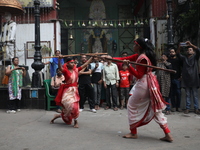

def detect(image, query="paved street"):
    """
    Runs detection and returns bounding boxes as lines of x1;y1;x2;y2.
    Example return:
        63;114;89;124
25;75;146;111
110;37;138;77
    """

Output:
0;106;200;150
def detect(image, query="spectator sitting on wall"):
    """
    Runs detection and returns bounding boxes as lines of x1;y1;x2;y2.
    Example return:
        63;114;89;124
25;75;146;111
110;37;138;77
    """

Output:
51;68;65;113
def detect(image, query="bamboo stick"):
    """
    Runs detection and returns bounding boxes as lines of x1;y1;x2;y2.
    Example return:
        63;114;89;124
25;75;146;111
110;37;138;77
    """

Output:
105;57;176;74
42;53;108;59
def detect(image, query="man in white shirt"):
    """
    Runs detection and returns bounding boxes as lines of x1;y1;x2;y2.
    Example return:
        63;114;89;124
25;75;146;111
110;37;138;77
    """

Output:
90;56;104;110
102;56;120;111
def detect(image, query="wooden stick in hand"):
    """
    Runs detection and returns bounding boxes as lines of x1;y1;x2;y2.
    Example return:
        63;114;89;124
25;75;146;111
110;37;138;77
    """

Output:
42;53;108;59
105;57;177;74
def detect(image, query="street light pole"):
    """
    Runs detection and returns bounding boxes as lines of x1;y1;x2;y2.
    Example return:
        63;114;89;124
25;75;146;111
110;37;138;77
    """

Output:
31;0;44;88
167;0;174;48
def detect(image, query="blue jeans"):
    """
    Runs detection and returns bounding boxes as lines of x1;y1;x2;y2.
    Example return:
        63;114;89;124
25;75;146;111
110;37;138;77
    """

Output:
93;83;101;105
170;79;181;109
164;97;171;111
185;87;199;109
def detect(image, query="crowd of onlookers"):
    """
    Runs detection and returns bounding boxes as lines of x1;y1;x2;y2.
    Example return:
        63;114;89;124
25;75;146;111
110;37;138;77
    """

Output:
155;41;200;115
49;41;200;115
49;51;132;113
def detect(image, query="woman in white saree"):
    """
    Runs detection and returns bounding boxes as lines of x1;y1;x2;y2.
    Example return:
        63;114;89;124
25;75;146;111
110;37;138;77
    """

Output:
115;38;173;142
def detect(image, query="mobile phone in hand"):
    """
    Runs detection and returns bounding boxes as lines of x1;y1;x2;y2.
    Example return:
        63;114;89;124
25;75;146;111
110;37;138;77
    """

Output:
180;42;187;47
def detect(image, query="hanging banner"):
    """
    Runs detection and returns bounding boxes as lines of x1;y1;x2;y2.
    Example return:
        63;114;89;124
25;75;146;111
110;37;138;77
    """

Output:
18;0;54;8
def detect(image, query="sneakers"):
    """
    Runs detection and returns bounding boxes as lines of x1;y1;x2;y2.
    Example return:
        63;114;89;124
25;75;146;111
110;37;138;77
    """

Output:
6;110;16;114
90;109;97;113
79;109;84;112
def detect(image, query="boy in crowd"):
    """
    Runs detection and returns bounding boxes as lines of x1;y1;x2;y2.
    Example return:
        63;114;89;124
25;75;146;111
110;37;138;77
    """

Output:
119;63;131;109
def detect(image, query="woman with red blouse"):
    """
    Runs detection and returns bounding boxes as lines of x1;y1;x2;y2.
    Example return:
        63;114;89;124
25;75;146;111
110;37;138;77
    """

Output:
50;56;93;128
114;38;173;142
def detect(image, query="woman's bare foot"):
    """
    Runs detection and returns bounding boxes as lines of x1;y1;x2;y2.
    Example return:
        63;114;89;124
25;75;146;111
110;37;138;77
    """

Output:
73;120;79;128
160;133;173;142
50;114;61;124
123;133;138;139
50;119;54;124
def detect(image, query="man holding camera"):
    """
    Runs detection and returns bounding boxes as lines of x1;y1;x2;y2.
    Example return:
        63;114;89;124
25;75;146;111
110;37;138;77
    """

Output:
177;41;200;114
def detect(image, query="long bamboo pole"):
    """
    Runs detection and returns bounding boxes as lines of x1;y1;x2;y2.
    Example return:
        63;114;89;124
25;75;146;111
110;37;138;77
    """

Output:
42;53;108;59
105;57;176;74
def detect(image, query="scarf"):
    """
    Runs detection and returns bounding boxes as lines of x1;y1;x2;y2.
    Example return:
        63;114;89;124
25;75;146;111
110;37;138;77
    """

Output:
137;54;167;112
11;65;23;97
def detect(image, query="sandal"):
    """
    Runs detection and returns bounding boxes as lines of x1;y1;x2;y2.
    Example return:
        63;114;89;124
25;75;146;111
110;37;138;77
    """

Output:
104;106;110;110
113;107;118;111
165;111;171;115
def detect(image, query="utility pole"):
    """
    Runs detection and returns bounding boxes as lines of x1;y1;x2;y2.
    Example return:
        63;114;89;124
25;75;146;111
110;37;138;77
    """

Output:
167;0;174;49
31;0;44;87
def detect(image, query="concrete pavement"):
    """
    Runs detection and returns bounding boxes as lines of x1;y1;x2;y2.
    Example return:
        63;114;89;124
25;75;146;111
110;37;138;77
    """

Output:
0;106;200;150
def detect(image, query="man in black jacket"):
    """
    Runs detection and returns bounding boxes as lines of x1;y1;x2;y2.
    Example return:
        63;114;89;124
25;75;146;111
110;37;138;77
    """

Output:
177;41;200;114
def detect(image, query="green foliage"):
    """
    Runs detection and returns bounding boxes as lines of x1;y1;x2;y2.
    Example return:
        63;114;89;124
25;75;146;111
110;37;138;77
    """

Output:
41;45;52;54
173;0;200;43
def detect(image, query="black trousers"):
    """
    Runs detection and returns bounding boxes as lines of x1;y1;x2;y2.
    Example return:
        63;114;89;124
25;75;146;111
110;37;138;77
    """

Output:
78;84;95;109
106;84;118;108
8;99;21;110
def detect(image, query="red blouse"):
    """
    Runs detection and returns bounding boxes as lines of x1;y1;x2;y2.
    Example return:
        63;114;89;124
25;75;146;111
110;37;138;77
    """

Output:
114;54;147;79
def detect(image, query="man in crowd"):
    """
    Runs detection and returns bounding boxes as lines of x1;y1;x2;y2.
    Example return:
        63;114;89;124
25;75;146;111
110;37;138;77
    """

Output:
177;42;200;114
77;55;96;113
103;55;120;111
90;56;104;110
168;48;182;112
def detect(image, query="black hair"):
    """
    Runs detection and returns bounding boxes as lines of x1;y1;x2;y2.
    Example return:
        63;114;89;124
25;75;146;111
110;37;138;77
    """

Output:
135;38;147;50
186;46;193;49
66;57;73;63
169;47;175;51
56;68;61;72
161;52;168;56
12;57;19;62
72;56;78;60
135;38;157;66
161;52;169;59
122;63;128;67
55;50;61;54
145;40;157;66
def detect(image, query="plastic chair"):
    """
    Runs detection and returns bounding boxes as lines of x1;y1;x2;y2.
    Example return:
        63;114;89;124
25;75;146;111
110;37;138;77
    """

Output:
43;79;56;110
